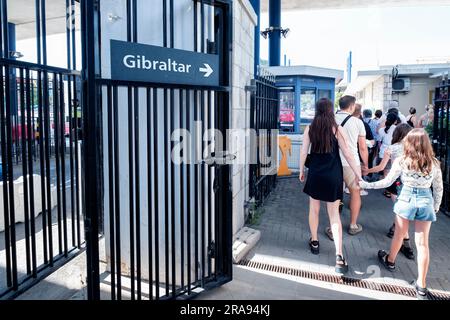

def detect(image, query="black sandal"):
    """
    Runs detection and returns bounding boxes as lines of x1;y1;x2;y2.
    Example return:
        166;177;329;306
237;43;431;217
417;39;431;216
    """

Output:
401;240;415;260
378;250;395;272
309;238;319;255
386;223;395;238
413;281;430;300
335;254;348;274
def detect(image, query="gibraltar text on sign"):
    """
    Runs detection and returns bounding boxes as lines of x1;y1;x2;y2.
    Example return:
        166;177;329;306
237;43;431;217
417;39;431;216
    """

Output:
110;40;220;87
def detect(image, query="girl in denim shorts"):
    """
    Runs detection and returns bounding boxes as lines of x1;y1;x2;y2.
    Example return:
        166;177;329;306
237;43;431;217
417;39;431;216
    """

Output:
360;129;443;300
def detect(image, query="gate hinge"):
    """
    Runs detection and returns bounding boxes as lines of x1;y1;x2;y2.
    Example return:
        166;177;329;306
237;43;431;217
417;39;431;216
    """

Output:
208;241;216;258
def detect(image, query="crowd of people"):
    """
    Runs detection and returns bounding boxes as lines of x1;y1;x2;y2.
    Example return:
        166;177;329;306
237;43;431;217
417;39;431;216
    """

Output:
299;96;443;300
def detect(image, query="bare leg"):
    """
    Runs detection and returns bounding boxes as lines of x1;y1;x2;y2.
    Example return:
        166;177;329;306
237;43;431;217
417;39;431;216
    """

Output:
326;200;343;256
349;186;361;226
390;195;411;240
415;220;432;288
388;215;409;262
309;197;321;241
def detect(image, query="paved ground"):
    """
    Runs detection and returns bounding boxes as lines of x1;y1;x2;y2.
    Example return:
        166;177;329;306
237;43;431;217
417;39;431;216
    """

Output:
244;176;450;292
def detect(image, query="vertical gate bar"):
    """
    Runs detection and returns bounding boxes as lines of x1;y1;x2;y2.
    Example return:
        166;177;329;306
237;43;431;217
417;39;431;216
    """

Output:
152;88;160;300
82;0;101;300
113;85;122;300
0;64;13;288
43;70;54;266
199;0;206;287
162;0;170;298
26;69;38;277
186;90;192;295
69;75;76;247
74;75;81;248
164;84;169;297
125;0;135;300
71;0;77;70
69;0;81;248
19;68;32;275
193;0;199;285
4;62;19;289
127;85;135;300
59;73;68;256
107;85;116;300
194;90;199;284
146;87;153;300
132;0;141;300
169;0;177;298
134;85;142;300
54;73;63;255
200;89;205;286
179;89;185;292
31;76;36;161
37;70;48;264
207;90;212;278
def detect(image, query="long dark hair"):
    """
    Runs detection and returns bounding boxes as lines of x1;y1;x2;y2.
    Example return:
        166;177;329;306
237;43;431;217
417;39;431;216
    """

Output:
391;123;413;144
309;98;338;153
384;113;397;133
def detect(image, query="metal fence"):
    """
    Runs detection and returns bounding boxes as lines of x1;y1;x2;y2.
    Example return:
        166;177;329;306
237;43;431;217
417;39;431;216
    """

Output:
82;0;233;300
249;68;279;205
0;0;83;299
433;79;450;217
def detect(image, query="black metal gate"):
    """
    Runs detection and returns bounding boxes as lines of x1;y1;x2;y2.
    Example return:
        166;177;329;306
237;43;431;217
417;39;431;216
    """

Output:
433;77;450;217
82;0;232;300
249;68;278;205
0;0;83;299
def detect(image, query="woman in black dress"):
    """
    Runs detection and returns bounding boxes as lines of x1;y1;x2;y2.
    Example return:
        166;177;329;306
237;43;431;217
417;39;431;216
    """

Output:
299;98;362;274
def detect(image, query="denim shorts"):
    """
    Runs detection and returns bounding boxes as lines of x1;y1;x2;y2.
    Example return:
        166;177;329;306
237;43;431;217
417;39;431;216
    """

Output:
393;186;436;222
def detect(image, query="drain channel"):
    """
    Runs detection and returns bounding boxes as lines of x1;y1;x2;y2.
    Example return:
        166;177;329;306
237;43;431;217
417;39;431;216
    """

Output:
238;260;450;300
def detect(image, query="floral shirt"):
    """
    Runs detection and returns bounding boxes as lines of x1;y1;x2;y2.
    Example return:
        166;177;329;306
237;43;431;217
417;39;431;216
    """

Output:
360;157;444;212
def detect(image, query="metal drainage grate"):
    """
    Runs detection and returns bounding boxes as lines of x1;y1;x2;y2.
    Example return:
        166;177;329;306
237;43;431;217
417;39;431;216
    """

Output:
238;260;450;300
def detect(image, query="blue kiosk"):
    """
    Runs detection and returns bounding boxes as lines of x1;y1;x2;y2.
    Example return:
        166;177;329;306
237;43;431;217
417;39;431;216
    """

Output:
267;65;343;134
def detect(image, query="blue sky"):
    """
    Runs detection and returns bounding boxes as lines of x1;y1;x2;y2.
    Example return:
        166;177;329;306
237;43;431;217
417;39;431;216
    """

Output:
260;5;450;77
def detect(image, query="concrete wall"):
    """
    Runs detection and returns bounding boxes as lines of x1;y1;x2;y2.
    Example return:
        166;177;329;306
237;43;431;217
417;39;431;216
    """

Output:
230;0;257;236
357;75;438;116
394;77;439;116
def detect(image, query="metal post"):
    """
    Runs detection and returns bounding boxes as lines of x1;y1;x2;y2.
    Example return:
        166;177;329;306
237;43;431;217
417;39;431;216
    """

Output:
250;0;260;74
347;51;352;83
81;0;101;300
268;0;281;66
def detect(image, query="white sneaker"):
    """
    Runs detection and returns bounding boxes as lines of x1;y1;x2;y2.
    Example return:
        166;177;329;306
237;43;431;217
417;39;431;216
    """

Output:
360;190;368;196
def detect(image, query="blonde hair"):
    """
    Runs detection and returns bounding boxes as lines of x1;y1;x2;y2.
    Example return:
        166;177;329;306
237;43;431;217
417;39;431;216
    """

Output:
403;129;439;175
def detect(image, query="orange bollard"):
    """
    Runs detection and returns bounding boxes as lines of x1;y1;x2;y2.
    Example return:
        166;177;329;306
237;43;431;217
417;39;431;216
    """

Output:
278;136;292;176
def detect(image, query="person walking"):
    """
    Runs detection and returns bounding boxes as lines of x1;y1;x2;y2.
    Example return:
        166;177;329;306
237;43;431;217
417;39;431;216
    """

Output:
360;129;443;300
299;98;362;274
365;123;415;259
353;104;374;196
418;104;434;130
325;96;367;239
406;107;418;128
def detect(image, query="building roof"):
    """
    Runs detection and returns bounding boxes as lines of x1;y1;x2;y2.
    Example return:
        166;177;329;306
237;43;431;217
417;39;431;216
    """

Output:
261;0;450;12
266;65;344;83
345;63;450;95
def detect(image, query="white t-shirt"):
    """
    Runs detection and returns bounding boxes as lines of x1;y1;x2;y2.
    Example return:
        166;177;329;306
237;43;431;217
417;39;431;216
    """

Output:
336;111;366;167
378;125;396;158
